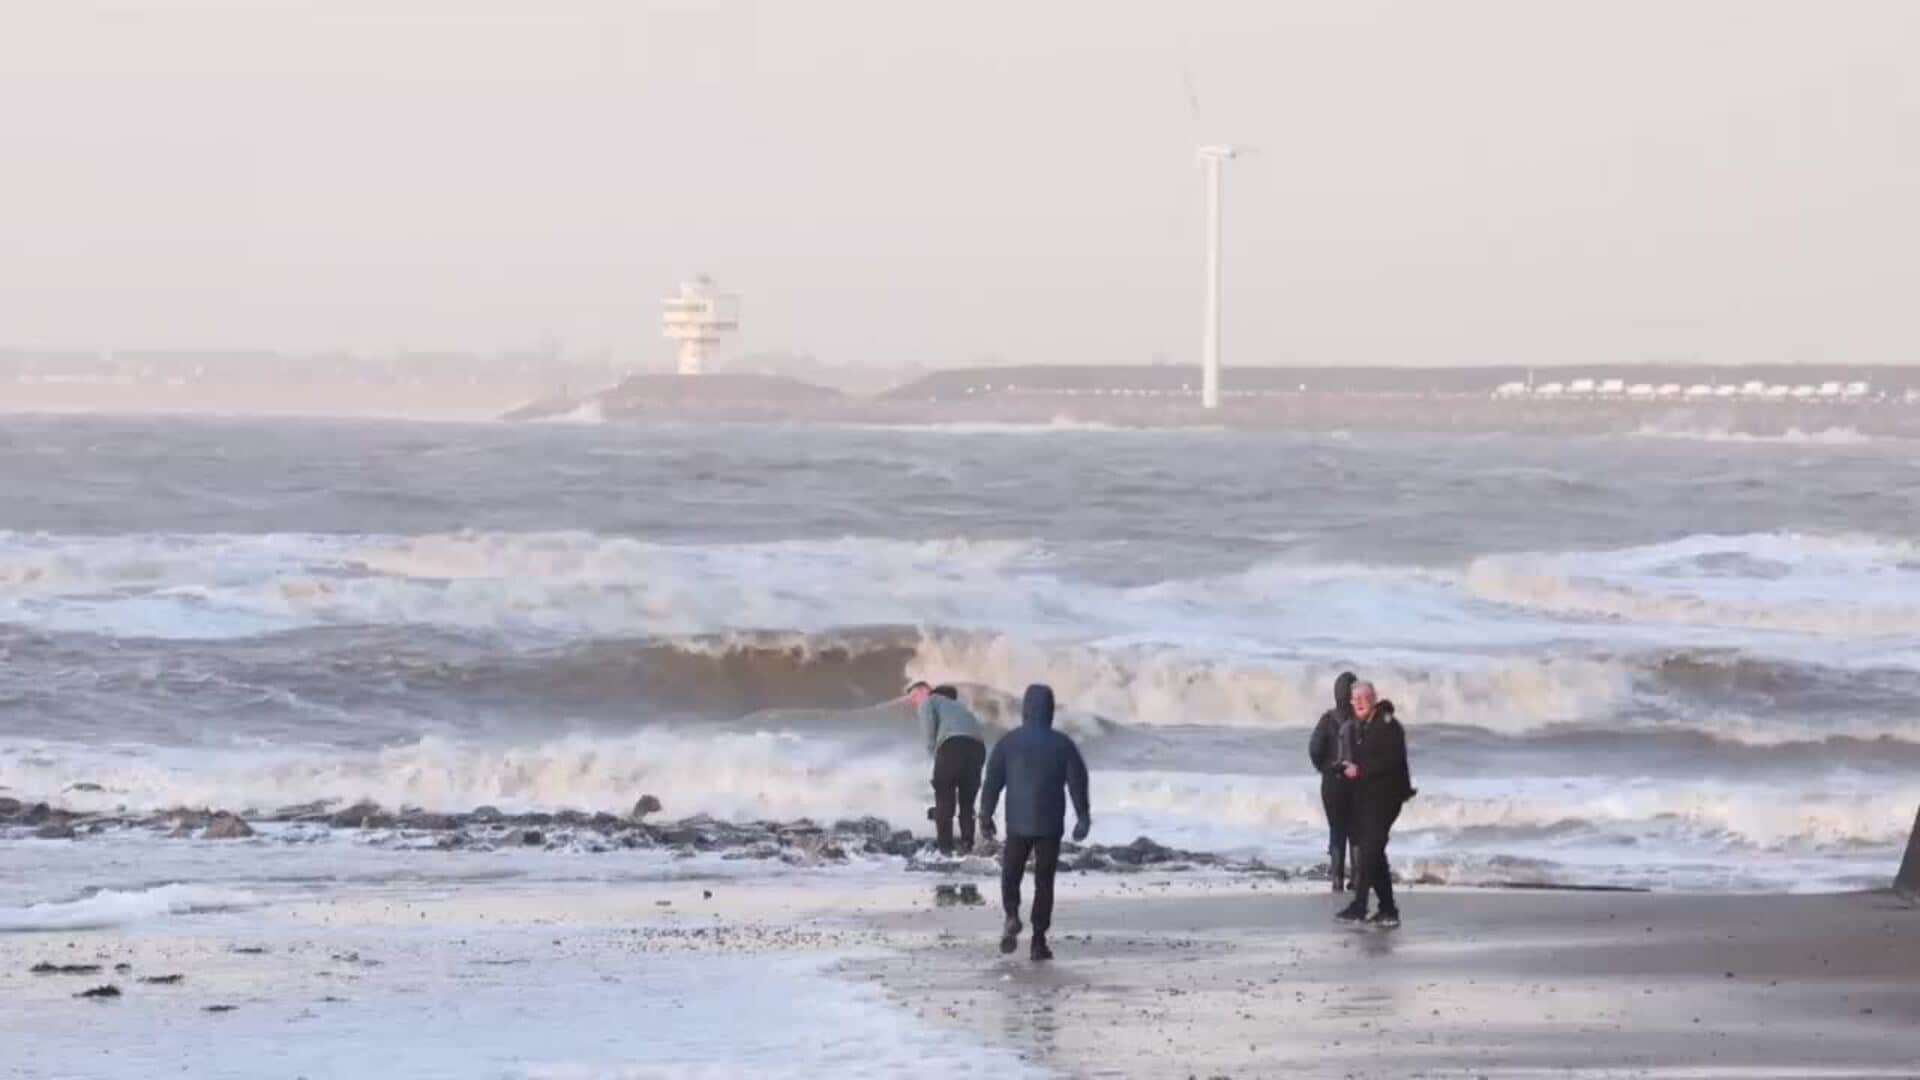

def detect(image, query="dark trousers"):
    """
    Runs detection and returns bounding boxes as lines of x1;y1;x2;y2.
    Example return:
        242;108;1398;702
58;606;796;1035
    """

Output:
1320;777;1352;858
931;736;986;854
1001;834;1062;935
1352;804;1401;913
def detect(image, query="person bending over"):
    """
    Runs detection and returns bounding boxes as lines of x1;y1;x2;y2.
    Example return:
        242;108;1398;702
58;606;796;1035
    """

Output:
906;680;988;855
979;684;1090;961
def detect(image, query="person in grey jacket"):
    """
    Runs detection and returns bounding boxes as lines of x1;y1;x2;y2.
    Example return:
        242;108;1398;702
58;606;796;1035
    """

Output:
979;684;1090;961
906;681;988;854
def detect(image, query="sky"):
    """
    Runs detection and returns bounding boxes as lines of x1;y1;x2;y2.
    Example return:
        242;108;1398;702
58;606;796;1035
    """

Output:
3;0;1918;369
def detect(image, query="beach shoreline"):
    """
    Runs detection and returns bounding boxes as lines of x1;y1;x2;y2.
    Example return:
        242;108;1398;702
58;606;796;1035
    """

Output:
846;881;1920;1078
4;864;1916;1078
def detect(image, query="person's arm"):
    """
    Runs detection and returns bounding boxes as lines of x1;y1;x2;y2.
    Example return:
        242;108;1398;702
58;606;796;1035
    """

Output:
1396;724;1416;800
1308;714;1334;773
979;738;1006;827
1066;738;1091;840
918;699;939;757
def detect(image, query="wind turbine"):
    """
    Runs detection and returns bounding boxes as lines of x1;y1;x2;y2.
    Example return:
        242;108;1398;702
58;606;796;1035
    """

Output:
1197;144;1238;410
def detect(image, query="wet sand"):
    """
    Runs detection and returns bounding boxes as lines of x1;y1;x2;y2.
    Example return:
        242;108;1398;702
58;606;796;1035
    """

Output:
5;873;1917;1077
849;883;1920;1078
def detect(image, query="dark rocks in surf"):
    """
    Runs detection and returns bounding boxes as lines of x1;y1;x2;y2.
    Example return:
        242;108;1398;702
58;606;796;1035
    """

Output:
399;810;459;831
160;808;210;837
273;800;335;821
34;821;77;840
31;963;104;975
202;813;254;840
1070;850;1113;872
329;801;386;828
76;985;121;999
1105;836;1180;867
631;794;664;821
0;795;1284;883
139;974;185;985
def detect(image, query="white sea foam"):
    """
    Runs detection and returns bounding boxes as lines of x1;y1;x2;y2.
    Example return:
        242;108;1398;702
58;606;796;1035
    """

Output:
1466;532;1920;639
0;883;254;932
7;529;1914;656
7;733;1914;858
1630;423;1876;446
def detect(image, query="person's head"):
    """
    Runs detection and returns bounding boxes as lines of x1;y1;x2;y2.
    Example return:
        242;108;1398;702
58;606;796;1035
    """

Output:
1351;681;1378;721
1021;684;1055;728
931;684;959;700
904;681;932;707
1334;671;1358;715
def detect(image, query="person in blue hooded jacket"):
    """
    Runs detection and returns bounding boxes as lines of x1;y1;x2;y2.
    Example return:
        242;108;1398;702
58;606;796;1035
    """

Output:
979;684;1091;961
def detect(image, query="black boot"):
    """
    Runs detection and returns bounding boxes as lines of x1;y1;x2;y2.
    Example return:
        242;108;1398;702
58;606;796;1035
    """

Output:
1329;847;1347;893
1030;933;1052;962
1000;916;1022;955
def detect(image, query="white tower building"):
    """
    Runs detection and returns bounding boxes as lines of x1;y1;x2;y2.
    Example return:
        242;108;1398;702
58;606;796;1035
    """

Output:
661;275;740;376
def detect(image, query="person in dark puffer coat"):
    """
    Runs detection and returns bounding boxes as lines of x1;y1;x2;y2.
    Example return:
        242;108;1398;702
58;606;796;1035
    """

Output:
979;684;1090;961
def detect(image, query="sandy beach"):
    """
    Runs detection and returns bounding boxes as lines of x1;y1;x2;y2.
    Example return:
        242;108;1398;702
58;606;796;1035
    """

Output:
856;882;1920;1078
5;866;1916;1078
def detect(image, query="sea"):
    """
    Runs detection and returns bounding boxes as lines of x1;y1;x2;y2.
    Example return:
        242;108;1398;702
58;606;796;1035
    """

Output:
3;414;1913;895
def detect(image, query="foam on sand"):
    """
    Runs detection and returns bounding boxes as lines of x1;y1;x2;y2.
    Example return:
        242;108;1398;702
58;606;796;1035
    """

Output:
0;883;254;932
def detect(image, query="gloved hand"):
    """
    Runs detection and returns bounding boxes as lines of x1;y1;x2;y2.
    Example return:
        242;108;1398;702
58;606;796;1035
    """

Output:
980;816;997;840
1071;818;1090;842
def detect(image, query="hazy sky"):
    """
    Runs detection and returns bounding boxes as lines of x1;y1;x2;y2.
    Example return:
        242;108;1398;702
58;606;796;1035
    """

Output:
5;0;1918;368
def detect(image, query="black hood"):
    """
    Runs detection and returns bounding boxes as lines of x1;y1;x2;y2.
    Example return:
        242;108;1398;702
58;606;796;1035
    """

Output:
1021;684;1056;729
1334;671;1358;718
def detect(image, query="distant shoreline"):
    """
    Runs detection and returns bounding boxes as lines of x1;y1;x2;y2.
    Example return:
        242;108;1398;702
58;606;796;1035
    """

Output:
10;366;1920;436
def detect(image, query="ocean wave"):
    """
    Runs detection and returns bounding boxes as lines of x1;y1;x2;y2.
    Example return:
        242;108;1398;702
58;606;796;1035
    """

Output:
1465;532;1920;638
0;731;938;826
8;734;1914;857
0;883;254;933
907;630;1635;733
1629;423;1876;446
7;621;1918;746
10;529;1918;655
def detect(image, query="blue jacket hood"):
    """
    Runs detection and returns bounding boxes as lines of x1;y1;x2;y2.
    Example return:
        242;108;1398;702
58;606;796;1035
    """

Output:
1021;684;1055;729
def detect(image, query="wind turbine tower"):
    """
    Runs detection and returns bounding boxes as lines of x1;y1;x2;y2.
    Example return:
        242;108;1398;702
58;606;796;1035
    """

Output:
1197;145;1237;410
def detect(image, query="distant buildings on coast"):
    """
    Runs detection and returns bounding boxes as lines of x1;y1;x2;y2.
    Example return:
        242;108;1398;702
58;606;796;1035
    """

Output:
1491;375;1916;405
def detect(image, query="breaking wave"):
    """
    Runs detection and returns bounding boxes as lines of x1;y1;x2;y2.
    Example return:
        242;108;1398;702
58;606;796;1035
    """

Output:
8;734;1913;857
1465;532;1920;639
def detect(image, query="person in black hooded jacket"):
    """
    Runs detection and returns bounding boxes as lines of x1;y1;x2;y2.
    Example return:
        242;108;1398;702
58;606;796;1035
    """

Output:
1336;680;1415;927
1308;671;1358;892
979;684;1090;961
